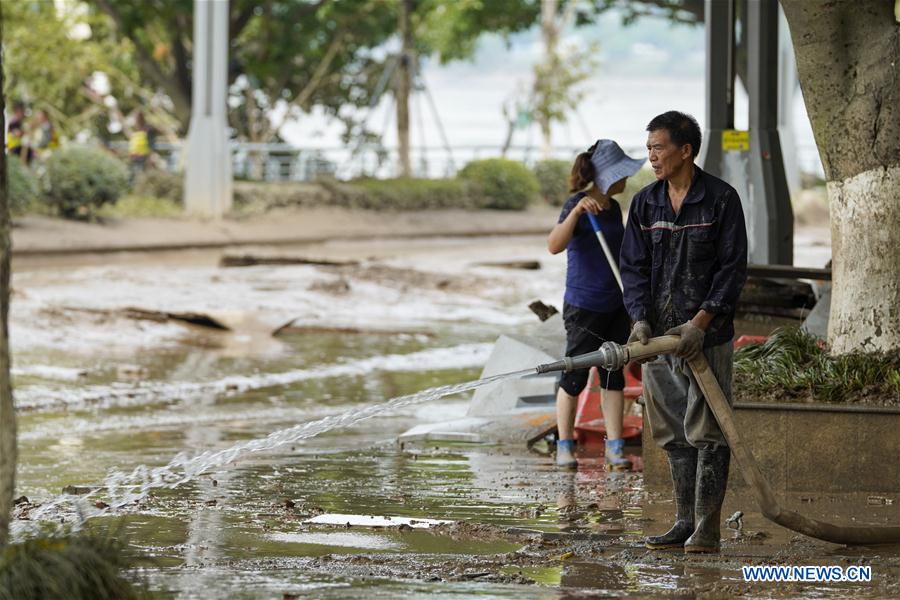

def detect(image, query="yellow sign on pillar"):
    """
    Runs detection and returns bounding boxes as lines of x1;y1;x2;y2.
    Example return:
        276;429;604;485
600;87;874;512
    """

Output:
722;129;750;152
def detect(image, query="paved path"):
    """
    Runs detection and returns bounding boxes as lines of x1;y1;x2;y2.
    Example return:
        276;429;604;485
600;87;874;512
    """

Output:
12;206;560;256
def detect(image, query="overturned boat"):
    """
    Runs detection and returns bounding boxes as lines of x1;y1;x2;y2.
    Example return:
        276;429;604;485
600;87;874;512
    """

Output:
398;313;643;447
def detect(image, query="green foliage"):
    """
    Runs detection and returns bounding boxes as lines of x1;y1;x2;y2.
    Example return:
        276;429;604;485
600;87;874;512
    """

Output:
88;0;398;140
417;0;542;63
132;169;183;203
43;147;129;220
0;531;143;600
319;177;482;211
531;43;598;135
234;174;541;213
86;0;547;142
96;195;183;219
4;1;146;142
457;158;539;210
532;159;571;205
734;327;900;403
347;177;474;210
7;161;40;216
232;181;330;216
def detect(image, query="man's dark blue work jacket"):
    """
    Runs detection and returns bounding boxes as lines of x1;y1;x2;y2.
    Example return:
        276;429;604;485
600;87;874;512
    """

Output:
620;166;748;348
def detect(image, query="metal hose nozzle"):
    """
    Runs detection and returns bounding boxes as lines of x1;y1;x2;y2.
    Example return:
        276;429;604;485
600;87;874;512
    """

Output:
534;336;680;374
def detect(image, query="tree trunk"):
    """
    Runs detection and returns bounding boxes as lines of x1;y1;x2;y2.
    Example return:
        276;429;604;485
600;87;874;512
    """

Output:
396;0;413;178
500;118;515;158
0;5;18;549
781;0;900;354
537;0;559;160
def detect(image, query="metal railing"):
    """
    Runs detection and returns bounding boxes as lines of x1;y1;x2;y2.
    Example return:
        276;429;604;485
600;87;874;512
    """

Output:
118;141;824;182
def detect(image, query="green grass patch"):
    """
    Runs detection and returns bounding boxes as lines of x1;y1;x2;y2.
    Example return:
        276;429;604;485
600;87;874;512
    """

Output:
0;530;145;599
734;327;900;404
96;194;183;219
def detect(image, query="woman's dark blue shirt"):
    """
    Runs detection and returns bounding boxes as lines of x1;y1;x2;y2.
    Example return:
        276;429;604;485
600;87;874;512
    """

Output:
557;192;625;313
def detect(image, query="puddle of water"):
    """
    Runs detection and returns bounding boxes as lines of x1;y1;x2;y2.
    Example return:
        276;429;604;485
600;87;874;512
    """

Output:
13;358;532;536
500;565;562;587
15;341;494;411
305;514;453;528
268;531;404;551
260;528;521;557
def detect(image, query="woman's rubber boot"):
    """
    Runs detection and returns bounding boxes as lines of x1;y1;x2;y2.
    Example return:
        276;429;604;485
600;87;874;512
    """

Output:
684;446;731;553
605;438;633;471
556;439;578;469
645;447;697;549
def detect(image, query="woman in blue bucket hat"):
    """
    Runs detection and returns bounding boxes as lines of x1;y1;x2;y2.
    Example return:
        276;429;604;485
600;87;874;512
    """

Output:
547;139;645;470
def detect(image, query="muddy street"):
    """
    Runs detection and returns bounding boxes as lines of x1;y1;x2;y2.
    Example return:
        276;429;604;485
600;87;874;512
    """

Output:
11;233;897;598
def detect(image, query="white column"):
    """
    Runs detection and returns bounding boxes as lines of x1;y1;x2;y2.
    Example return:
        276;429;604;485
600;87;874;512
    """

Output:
777;5;801;198
184;0;232;219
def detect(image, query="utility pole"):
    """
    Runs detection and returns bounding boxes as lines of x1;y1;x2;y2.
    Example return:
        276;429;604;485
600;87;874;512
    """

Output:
184;0;232;219
396;0;413;178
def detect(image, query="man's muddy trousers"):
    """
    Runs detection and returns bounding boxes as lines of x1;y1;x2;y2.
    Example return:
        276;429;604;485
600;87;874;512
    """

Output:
642;341;734;551
641;341;733;451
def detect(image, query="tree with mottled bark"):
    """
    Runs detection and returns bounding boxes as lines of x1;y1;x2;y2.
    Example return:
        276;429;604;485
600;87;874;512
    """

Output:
781;0;900;354
0;4;18;549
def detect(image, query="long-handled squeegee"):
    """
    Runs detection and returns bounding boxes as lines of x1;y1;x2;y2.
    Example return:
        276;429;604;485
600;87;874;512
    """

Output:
536;336;900;546
586;213;623;292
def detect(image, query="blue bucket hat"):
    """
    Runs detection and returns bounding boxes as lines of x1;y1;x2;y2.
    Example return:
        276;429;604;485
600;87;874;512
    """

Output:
589;139;645;195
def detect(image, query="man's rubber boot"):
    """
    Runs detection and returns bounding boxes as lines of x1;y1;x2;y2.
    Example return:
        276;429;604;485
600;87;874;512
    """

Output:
605;438;633;471
556;439;577;469
684;446;731;553
645;447;697;549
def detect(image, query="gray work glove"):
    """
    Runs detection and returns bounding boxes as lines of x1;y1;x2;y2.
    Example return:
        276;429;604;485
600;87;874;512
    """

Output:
627;320;655;364
664;321;705;360
627;320;652;344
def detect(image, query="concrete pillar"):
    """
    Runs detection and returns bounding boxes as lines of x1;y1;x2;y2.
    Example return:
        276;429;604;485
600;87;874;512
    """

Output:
748;0;793;265
184;0;232;219
777;5;802;197
701;0;793;266
699;0;752;259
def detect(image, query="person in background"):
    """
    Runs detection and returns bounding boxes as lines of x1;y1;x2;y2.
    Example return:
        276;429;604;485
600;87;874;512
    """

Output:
128;110;153;177
7;101;31;163
547;139;645;470
31;109;59;159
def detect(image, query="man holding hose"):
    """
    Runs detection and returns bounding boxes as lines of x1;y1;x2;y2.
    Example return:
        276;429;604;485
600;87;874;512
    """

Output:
620;111;747;553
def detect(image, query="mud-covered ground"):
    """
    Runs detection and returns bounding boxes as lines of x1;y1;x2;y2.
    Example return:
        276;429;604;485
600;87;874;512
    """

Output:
12;231;898;598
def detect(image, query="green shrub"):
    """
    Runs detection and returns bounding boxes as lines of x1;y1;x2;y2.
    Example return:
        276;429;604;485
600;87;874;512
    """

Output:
314;177;474;211
44;147;129;219
0;531;143;600
132;169;183;203
232;181;330;216
350;177;473;210
96;195;183;219
457;158;539;210
7;160;40;216
532;159;571;205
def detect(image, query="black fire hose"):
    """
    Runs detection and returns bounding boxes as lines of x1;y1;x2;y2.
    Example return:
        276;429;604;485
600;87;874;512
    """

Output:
536;336;900;546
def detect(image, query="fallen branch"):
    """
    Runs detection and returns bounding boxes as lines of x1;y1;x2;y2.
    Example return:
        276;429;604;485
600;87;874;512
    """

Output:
220;254;359;268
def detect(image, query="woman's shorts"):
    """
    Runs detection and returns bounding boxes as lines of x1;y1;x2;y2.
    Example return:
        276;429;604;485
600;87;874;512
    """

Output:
558;302;630;396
